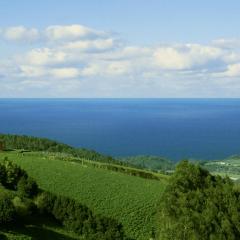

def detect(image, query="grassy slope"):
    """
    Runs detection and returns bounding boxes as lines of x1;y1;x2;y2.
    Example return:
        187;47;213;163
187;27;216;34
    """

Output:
0;151;167;240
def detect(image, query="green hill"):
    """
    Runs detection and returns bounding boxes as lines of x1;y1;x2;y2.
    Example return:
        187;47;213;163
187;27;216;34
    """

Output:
0;150;167;240
200;156;240;182
0;133;123;165
1;134;240;239
119;155;174;172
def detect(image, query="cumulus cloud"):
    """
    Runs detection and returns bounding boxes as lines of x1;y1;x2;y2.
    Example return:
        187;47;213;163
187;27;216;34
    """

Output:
1;24;240;97
62;38;116;52
2;26;39;42
45;24;106;41
154;44;223;70
50;67;80;78
20;48;67;66
213;38;240;49
221;63;240;77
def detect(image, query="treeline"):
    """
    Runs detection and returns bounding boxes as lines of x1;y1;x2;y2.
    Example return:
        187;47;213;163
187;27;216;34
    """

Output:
45;154;163;181
0;158;38;198
0;159;130;239
0;134;167;181
0;134;123;165
119;155;175;172
0;159;39;225
75;159;162;181
37;192;130;240
157;160;240;240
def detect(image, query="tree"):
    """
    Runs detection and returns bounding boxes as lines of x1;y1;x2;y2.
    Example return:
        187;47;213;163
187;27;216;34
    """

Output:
0;192;16;224
17;176;38;198
0;140;4;151
157;160;240;240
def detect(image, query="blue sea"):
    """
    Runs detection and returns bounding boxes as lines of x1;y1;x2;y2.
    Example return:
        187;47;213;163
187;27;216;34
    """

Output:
1;99;240;161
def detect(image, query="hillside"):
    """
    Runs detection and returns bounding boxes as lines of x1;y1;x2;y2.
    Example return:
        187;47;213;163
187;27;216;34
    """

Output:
200;156;240;182
0;134;122;165
1;134;239;240
0;150;167;240
119;155;174;172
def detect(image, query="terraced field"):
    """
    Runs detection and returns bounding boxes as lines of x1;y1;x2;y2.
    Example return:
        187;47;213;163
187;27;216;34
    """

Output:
0;151;167;240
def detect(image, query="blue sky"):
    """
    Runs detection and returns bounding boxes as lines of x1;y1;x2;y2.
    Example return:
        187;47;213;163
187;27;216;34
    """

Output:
0;1;240;97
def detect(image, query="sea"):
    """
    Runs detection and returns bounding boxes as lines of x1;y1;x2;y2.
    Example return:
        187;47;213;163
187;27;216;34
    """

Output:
1;98;240;161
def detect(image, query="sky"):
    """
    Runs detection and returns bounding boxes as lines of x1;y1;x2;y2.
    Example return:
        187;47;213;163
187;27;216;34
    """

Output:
0;0;240;97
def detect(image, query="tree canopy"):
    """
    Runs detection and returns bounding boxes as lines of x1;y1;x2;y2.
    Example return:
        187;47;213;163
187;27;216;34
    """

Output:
157;160;240;240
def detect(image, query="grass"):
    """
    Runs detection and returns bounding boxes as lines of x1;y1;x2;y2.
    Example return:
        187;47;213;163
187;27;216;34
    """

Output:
0;151;167;240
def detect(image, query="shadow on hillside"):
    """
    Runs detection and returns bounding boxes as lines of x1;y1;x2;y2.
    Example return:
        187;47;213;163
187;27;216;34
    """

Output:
2;216;77;240
0;233;7;240
10;225;76;240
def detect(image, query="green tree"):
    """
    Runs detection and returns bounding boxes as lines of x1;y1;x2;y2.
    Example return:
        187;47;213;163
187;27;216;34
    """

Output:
17;176;38;198
157;160;240;240
0;140;4;151
0;192;16;224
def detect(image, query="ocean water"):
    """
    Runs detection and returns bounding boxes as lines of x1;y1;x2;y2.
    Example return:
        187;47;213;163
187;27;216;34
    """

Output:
0;98;240;161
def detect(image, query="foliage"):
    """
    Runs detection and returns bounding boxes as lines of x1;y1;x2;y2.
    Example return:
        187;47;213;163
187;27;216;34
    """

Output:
119;155;175;172
1;160;26;190
17;177;39;198
0;150;167;240
0;159;39;198
0;157;129;239
0;133;124;165
36;191;129;239
157;160;240;240
0;191;16;224
0;140;4;151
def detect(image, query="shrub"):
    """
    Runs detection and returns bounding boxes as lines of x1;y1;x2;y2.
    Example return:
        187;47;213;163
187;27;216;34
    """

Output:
0;160;26;190
12;196;36;217
0;192;16;224
35;191;129;239
17;177;38;198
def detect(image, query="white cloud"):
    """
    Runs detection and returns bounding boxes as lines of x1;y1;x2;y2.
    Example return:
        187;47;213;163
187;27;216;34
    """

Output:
213;38;240;49
1;24;240;97
19;65;46;78
221;63;240;77
50;67;80;78
21;48;67;66
154;44;223;70
62;38;116;52
3;26;39;42
81;61;131;76
45;24;105;41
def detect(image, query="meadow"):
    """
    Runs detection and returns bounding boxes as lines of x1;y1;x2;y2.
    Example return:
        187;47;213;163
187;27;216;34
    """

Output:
0;151;167;240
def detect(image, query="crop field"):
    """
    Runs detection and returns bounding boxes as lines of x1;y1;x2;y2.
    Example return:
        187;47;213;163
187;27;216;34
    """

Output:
0;151;167;240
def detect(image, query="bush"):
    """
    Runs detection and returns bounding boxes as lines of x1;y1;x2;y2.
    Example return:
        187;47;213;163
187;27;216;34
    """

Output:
17;177;38;198
0;192;16;224
36;192;129;239
0;160;26;190
13;196;36;217
0;160;38;197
